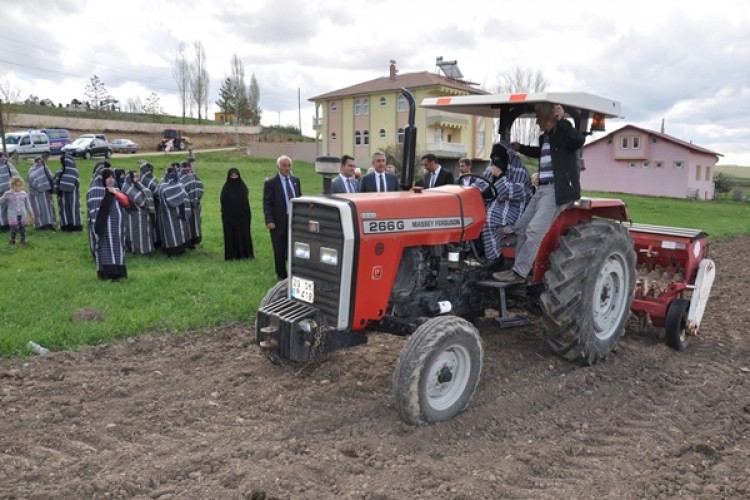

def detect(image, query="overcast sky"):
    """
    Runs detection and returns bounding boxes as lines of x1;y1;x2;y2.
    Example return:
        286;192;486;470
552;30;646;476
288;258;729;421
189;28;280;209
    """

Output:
1;0;748;165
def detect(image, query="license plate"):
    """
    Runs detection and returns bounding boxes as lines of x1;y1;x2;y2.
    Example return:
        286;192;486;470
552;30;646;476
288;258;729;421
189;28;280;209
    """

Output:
291;276;314;303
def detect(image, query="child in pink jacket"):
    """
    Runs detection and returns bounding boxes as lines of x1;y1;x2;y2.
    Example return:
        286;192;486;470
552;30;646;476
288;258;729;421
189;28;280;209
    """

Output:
0;176;35;244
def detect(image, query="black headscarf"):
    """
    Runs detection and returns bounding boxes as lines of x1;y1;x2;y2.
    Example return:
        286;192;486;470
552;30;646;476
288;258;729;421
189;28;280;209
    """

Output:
220;167;249;221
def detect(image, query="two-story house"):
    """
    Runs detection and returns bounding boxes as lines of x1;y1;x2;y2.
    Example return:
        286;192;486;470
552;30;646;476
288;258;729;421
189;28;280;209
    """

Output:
582;124;721;199
309;60;494;174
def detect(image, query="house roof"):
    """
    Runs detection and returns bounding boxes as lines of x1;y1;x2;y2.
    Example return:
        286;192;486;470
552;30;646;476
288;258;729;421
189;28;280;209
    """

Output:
308;71;488;101
585;124;722;157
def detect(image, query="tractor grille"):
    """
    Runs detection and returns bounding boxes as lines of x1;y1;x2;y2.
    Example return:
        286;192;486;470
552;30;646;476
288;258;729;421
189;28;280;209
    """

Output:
290;202;345;326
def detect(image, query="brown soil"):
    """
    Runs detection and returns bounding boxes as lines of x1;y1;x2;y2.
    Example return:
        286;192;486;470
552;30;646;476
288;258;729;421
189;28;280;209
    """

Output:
2;236;749;499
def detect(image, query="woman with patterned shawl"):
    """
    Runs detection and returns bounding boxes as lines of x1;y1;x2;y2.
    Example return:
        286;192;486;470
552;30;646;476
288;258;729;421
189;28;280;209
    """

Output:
53;153;83;231
26;156;57;230
157;166;192;256
139;161;161;249
87;168;130;281
179;161;204;249
121;169;156;255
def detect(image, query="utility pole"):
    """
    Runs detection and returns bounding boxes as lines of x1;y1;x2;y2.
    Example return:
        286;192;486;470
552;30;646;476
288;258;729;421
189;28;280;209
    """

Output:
298;88;302;136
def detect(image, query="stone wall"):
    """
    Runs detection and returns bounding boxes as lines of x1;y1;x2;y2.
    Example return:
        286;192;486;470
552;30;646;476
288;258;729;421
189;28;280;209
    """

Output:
245;142;319;164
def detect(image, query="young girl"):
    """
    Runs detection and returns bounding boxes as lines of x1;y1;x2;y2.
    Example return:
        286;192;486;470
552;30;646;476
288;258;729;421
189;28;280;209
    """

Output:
0;176;35;245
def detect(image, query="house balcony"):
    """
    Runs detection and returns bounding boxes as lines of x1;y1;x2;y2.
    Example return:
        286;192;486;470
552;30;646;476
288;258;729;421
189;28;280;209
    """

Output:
424;141;467;158
312;116;323;131
424;110;468;129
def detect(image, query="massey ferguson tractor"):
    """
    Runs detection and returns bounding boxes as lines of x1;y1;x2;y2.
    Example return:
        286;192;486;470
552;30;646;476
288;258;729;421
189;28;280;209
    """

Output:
255;90;715;425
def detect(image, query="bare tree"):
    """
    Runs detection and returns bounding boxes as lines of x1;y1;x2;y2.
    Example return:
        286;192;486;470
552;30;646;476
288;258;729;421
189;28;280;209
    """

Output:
248;73;261;126
228;54;249;147
144;92;164;115
190;41;210;124
125;96;143;113
84;75;113;116
172;42;191;125
496;67;548;144
0;81;22;155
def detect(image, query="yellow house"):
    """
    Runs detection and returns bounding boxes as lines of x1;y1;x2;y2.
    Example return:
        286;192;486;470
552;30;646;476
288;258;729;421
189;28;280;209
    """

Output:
215;111;237;124
309;60;493;173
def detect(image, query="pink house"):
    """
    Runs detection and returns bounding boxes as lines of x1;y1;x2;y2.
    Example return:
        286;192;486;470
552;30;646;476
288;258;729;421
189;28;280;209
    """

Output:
582;125;721;199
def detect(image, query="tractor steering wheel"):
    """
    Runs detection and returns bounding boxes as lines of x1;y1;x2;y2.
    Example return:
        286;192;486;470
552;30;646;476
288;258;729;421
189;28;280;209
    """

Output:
458;173;498;201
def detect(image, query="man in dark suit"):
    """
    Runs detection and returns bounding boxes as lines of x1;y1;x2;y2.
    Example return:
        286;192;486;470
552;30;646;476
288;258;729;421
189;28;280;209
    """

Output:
421;153;454;188
331;154;359;193
359;151;400;192
456;157;477;186
263;155;302;280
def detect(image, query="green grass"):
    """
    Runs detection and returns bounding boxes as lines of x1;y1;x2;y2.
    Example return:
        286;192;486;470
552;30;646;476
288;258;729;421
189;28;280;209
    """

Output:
2;154;749;358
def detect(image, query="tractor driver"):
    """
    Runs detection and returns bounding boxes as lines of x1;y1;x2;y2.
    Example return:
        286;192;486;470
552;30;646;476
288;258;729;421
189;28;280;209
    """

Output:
493;103;586;283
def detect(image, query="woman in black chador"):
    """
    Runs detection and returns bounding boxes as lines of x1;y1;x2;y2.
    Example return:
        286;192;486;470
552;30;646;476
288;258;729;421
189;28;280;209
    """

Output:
220;167;254;260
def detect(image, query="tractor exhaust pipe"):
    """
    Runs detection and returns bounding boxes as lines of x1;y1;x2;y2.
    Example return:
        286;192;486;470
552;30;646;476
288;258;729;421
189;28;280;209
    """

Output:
399;88;417;190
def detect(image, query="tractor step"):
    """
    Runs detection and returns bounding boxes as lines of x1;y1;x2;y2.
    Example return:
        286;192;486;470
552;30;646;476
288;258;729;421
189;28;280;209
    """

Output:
476;281;528;329
493;315;530;329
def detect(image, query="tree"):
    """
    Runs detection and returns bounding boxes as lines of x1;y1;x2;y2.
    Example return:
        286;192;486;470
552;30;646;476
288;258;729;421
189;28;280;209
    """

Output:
496;67;547;145
125;96;143;114
713;172;732;198
84;75;112;116
172;42;191;124
143;92;164;115
189;41;210;124
0;81;21;155
247;73;261;126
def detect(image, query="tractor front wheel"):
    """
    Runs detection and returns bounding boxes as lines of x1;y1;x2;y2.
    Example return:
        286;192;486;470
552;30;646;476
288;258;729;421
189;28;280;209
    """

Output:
393;316;483;425
665;298;690;351
541;219;636;365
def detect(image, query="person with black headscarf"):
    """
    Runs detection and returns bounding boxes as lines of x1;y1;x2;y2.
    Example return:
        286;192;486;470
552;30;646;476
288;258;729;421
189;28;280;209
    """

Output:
86;168;130;281
156;166;191;256
221;167;254;260
53;153;83;231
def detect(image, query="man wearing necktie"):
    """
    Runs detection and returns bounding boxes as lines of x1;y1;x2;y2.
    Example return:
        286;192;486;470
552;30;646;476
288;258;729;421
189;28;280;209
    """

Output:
421;153;454;189
331;155;359;194
359;151;400;193
263;155;302;280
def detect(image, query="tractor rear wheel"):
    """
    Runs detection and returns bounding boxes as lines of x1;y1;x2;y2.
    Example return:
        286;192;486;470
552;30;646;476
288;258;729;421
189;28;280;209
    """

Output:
665;298;690;351
540;219;636;365
393;316;483;425
255;280;288;346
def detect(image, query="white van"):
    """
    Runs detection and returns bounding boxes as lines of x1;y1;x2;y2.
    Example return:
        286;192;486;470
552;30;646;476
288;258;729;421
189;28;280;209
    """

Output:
4;130;51;158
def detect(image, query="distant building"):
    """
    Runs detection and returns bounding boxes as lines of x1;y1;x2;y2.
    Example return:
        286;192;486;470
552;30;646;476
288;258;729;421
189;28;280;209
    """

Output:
215;112;237;124
582;124;721;199
308;59;494;173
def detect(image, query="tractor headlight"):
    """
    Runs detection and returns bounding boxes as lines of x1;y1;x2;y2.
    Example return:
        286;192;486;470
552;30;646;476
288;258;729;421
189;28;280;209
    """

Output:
320;247;338;266
294;242;310;260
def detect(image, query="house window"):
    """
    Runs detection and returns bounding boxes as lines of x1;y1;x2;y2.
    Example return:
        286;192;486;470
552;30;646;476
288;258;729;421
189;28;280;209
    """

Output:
477;131;485;148
632;136;640;149
447;133;453;142
330;102;337;112
354;100;361;116
621;137;629;149
379;97;386;107
643;161;649;168
355;131;361;146
363;99;369;115
705;166;711;181
695;165;702;181
397;128;405;144
363;131;369;145
330;132;337;141
628;162;636;169
655;161;664;168
397;96;405;112
379;129;386;139
674;161;683;169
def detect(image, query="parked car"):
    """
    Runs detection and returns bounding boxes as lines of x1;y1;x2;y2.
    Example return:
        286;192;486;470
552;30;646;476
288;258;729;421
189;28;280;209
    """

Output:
3;130;51;158
61;136;112;160
110;138;140;154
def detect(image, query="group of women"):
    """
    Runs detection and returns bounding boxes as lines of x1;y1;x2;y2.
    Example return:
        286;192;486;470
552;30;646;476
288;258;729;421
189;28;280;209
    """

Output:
86;159;206;281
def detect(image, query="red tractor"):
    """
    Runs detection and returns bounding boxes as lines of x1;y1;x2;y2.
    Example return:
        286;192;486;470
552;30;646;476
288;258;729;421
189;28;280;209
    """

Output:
156;129;191;151
255;90;715;425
